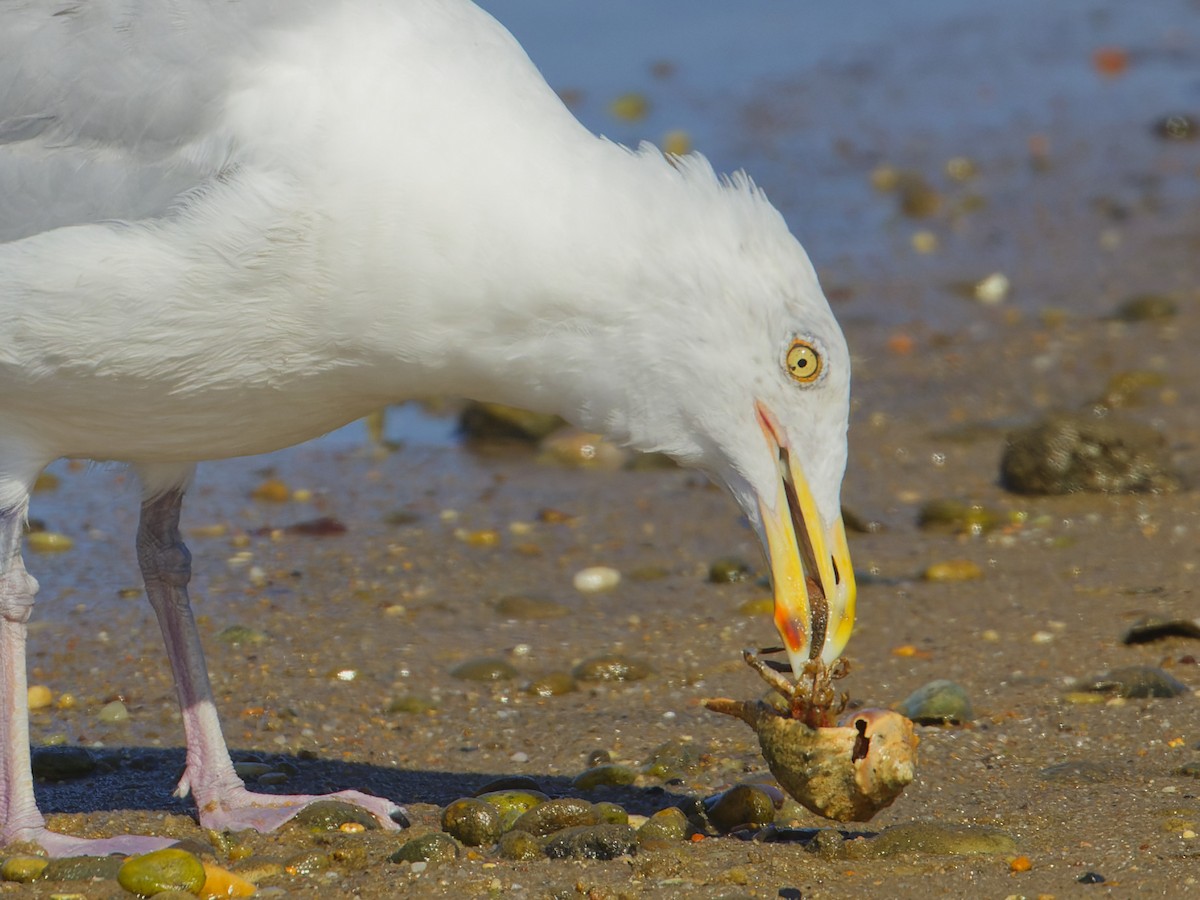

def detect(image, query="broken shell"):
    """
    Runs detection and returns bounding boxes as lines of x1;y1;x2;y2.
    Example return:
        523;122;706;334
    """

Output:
704;699;917;822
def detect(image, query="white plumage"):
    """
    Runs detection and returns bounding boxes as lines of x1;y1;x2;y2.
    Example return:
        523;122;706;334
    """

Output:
0;0;855;854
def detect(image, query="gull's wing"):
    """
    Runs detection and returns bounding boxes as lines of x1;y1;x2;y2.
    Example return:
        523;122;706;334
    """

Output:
0;0;312;242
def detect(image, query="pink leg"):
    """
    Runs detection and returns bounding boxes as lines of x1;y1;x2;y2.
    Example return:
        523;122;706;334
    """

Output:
137;488;405;833
0;498;175;856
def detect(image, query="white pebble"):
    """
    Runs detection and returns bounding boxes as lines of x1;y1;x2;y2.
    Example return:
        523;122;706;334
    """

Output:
510;751;529;763
573;566;620;593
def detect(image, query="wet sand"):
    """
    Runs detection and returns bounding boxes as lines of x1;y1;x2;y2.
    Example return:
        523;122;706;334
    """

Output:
12;2;1200;897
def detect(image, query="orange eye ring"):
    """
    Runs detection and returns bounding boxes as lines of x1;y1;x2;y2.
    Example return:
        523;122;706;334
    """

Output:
785;339;822;383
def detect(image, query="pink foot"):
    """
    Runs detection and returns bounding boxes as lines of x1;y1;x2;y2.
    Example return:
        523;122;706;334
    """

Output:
197;785;407;833
7;826;177;858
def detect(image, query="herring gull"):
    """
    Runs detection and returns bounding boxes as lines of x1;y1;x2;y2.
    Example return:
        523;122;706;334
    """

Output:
0;0;855;854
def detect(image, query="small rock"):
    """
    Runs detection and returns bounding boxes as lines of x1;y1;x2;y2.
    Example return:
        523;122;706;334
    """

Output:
459;402;564;443
477;792;552;835
389;833;460;865
1078;871;1108;884
26;531;74;553
542;824;638;860
704;784;777;833
708;556;753;583
1123;617;1200;645
572;566;621;593
0;856;48;883
43;856;125;882
497;830;541;860
572;655;652;683
592;802;629;825
511;798;597;837
1109;293;1178;322
899;680;974;724
1001;411;1182;495
539;428;628;469
641;739;701;780
636;807;690;843
494;594;568;620
922;559;983;582
916;499;1005;536
853;822;1017;858
572;764;639;791
290;799;380;831
97;700;129;724
1070;666;1189;699
524;671;577;697
441;798;503;847
386;694;437;714
117;849;205;897
449;657;518;682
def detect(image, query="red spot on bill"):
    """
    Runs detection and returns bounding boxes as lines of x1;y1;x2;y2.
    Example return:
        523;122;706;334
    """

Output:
776;612;807;652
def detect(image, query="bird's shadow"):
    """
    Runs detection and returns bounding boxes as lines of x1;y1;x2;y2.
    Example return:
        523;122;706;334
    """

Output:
35;745;686;820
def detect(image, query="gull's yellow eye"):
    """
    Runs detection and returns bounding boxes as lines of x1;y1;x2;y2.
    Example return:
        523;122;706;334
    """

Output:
785;340;822;383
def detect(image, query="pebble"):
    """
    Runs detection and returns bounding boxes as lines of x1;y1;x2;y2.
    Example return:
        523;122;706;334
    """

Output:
43;856;124;882
1110;293;1178;321
922;559;983;582
1001;411;1181;495
290;799;380;831
30;745;96;780
441;798;503;846
539;428;628;469
475;789;550;830
708;556;754;583
494;593;568;620
572;654;652;683
458;402;564;443
737;597;773;617
26;531;74;553
641;739;702;780
636;807;690;843
1123;616;1200;645
593;801;629;825
97;699;129;724
250;478;291;502
449;657;518;682
703;784;777;833
542;824;638;860
1070;666;1189;699
386;694;437;714
573;566;621;593
609;92;649;122
497;829;541;860
917;499;1005;535
27;684;53;710
571;764;639;791
1101;370;1167;408
511;798;598;836
389;833;460;865
474;775;544;794
899;679;974;724
0;856;48;883
199;862;257;898
848;822;1017;858
117;848;206;897
524;671;577;697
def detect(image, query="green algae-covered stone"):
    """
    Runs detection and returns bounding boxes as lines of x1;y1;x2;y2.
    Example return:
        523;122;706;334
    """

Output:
116;848;205;897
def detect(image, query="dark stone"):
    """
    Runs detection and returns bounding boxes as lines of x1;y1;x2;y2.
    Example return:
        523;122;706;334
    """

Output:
542;824;637;860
